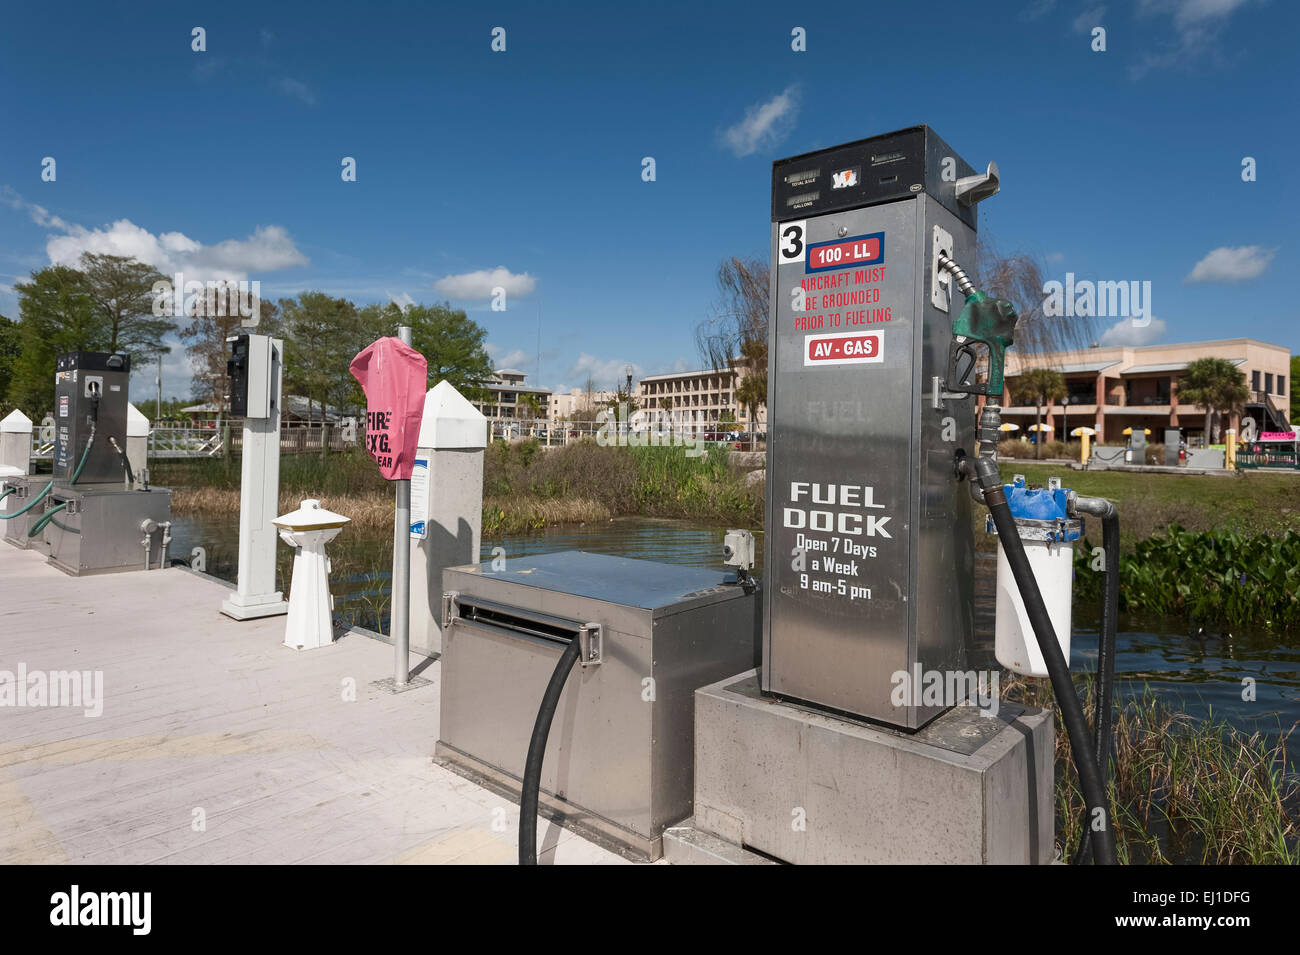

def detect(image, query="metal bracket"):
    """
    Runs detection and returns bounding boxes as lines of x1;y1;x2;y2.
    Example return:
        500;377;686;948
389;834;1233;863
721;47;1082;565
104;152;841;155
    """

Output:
578;622;602;667
930;376;967;409
441;591;459;629
955;161;1000;206
931;225;954;313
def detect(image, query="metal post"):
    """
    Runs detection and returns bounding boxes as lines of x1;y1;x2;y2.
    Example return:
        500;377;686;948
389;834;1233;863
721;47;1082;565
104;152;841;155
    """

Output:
393;325;413;686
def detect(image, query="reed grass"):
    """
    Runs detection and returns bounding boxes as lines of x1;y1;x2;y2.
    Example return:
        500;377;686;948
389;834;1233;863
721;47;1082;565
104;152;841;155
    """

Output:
1003;674;1300;864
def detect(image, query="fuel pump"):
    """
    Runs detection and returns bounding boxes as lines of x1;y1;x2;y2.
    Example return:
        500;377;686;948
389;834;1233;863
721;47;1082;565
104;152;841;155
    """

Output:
938;254;1121;865
760;127;1119;865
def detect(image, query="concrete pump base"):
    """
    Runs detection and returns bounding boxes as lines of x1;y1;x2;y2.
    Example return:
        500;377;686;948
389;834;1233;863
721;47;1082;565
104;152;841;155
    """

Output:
685;670;1055;865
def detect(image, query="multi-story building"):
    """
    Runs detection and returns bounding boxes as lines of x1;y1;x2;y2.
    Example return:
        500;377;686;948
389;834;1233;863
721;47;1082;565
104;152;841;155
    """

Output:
634;360;768;433
1002;338;1291;444
469;369;552;421
549;388;618;424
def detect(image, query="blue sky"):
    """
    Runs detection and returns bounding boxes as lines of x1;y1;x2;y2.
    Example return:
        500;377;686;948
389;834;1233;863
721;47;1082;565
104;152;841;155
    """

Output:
1;0;1294;400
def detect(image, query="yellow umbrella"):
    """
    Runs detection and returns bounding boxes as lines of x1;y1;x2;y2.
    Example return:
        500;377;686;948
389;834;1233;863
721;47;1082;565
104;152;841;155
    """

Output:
1070;426;1097;437
999;422;1020;432
1121;427;1151;436
1027;423;1053;432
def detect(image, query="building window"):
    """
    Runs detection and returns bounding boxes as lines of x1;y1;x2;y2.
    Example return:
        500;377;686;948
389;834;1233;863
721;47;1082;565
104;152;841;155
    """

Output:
1265;372;1274;395
1280;376;1287;396
1252;370;1261;391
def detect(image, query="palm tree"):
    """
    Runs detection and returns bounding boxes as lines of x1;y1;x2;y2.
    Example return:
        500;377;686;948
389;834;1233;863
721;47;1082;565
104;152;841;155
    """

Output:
1178;357;1250;445
1010;367;1067;459
518;393;543;425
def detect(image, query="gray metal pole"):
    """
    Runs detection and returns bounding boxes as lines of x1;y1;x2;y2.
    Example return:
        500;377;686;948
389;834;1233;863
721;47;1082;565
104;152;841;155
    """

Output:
393;325;413;685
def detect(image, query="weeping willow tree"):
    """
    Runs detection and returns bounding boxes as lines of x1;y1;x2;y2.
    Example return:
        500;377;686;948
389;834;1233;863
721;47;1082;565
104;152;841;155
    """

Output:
695;257;768;421
974;235;1098;360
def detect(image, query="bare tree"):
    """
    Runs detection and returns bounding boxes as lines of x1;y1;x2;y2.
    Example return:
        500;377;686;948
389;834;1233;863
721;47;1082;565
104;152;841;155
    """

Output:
696;256;768;414
974;234;1096;360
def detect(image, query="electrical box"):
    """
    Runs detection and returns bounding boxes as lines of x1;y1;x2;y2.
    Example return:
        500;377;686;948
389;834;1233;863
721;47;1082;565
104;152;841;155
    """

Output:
436;551;760;860
40;485;172;575
762;125;986;729
227;333;278;419
53;352;131;485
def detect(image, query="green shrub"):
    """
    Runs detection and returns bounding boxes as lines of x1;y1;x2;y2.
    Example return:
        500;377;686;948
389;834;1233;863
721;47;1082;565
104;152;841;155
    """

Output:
1075;524;1300;633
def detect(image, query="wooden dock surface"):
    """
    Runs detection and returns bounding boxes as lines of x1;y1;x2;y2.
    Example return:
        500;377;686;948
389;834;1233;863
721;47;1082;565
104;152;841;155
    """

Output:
0;543;624;865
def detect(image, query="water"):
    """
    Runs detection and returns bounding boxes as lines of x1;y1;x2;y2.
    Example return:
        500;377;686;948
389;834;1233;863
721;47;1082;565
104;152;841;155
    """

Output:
168;514;1300;742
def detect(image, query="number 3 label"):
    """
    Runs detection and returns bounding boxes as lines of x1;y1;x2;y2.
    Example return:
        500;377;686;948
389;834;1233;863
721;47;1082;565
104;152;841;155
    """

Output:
779;221;805;263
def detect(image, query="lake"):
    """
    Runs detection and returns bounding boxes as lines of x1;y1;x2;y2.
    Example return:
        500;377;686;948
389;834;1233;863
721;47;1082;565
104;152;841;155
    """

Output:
168;514;1300;745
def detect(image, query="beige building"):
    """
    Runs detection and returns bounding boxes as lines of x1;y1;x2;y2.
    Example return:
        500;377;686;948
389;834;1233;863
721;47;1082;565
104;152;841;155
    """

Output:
635;361;767;433
548;388;618;423
1002;338;1291;444
469;369;552;421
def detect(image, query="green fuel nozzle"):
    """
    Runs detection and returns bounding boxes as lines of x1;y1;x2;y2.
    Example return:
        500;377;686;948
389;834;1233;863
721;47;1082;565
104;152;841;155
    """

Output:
938;253;1019;398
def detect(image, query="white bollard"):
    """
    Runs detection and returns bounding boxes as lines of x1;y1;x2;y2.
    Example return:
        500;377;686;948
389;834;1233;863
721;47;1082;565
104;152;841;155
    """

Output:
1;410;33;476
126;403;149;481
273;499;350;651
409;381;486;656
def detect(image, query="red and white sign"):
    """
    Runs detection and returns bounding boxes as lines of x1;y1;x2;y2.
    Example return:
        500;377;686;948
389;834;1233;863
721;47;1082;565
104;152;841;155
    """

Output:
806;234;883;272
804;331;883;366
1260;432;1297;442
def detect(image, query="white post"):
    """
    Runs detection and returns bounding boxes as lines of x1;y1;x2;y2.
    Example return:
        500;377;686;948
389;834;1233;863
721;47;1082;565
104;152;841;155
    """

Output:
392;326;414;685
409;381;486;656
221;336;288;620
126;403;149;481
1;410;33;477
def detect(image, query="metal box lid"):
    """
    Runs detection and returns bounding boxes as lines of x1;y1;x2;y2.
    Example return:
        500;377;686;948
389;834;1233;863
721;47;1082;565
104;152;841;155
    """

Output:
445;550;743;618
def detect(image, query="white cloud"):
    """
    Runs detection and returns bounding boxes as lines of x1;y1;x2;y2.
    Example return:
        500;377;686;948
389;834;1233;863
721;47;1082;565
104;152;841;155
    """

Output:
387;290;415;311
3;188;308;283
489;347;533;371
1019;0;1057;21
1132;0;1255;78
1184;245;1275;283
565;353;643;390
434;266;536;301
1;188;309;282
1072;5;1106;32
1099;315;1167;346
719;86;800;158
273;77;316;105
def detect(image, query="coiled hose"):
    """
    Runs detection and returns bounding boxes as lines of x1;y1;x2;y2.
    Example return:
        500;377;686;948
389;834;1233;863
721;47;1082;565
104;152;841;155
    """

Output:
967;454;1117;865
28;502;68;538
1;431;95;523
519;636;583;865
0;480;54;519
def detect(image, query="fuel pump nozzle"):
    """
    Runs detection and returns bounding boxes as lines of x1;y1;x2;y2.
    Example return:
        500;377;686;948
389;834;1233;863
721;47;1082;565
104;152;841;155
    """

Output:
938;252;1018;398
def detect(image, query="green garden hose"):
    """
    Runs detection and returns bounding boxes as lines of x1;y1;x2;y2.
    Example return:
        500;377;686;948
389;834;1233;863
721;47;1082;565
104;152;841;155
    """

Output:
28;502;68;538
69;432;95;484
0;432;95;522
0;480;53;519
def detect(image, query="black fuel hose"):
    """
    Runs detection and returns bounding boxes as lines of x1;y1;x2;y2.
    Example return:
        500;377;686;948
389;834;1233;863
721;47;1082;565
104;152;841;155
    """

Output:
519;635;583;865
969;455;1117;865
109;436;135;485
1073;505;1120;865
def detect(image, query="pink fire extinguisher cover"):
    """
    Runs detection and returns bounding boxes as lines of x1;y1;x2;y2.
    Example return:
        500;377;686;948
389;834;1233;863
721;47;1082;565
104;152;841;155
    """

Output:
349;337;428;480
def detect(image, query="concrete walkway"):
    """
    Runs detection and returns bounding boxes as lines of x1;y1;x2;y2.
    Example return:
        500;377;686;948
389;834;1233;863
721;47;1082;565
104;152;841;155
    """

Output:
0;544;625;865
